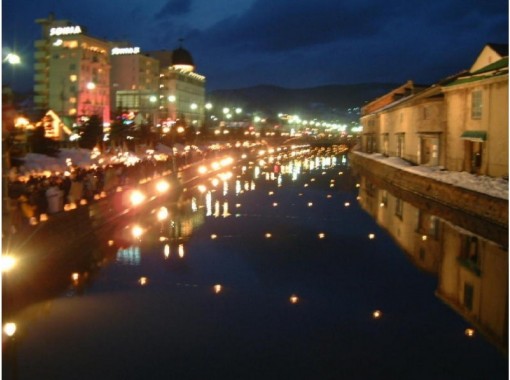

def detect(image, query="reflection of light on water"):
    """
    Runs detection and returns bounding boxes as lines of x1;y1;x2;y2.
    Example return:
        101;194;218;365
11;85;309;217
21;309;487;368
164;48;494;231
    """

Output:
223;181;229;196
250;181;256;191
191;197;198;212
222;202;231;218
178;244;185;258
116;246;141;266
214;201;221;218
235;180;242;195
206;192;212;216
164;244;170;258
277;175;282;187
254;166;260;179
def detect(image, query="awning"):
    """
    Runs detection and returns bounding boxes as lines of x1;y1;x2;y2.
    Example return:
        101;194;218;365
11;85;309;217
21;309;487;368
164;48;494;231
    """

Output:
460;131;487;142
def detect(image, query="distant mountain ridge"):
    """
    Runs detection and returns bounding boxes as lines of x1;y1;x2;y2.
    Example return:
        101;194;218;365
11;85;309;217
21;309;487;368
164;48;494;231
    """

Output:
207;83;400;122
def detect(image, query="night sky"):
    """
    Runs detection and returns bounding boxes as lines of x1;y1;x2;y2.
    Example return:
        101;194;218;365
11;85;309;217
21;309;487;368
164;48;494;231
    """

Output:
2;0;508;93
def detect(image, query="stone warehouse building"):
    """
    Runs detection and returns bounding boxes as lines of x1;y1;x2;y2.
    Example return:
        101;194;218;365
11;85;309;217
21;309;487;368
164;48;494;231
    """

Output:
359;43;508;179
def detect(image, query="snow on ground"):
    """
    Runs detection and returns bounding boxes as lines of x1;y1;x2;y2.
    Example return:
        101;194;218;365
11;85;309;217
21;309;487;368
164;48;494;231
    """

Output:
14;148;508;200
353;152;508;200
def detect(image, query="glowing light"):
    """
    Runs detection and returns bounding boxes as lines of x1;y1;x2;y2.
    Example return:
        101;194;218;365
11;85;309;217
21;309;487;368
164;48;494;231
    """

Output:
307;202;313;207
139;277;148;285
3;323;17;337
1;255;16;272
318;233;326;239
5;53;21;65
211;234;218;239
198;185;207;193
198;165;208;174
290;294;299;304
39;213;48;222
86;82;96;90
157;207;169;221
80;199;88;205
108;240;114;247
465;328;475;337
344;202;350;207
422;235;428;241
327;195;332;199
273;202;278;207
214;284;222;294
265;233;272;238
130;190;146;206
372;310;382;319
132;225;144;239
178;244;185;258
156;180;170;193
71;272;79;281
268;191;274;196
368;233;375;240
356;183;360;188
164;244;170;258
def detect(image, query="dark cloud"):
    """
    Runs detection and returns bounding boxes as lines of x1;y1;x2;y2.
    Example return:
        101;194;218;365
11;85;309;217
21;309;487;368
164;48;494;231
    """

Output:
156;0;192;19
195;0;389;52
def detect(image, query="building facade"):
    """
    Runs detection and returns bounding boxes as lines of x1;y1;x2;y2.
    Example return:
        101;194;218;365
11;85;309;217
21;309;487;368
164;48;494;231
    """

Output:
110;44;160;123
34;14;111;124
359;44;508;179
33;14;207;140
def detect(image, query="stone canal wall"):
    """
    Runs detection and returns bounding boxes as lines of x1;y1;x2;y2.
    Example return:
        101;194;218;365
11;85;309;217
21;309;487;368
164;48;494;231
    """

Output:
349;152;508;228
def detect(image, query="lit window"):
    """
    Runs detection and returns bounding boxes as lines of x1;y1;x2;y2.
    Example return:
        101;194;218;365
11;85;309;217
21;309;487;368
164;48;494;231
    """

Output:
70;74;77;82
471;90;482;119
69;108;77;115
69;97;76;104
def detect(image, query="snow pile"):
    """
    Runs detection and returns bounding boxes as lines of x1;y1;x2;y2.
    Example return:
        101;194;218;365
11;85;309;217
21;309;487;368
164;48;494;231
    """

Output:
19;148;96;173
355;152;508;200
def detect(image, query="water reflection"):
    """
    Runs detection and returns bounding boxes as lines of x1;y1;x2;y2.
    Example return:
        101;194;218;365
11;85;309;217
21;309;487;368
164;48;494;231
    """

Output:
357;173;508;352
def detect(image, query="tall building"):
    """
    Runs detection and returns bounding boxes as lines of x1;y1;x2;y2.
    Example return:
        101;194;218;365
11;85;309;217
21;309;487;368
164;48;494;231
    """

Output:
110;43;160;122
34;14;111;125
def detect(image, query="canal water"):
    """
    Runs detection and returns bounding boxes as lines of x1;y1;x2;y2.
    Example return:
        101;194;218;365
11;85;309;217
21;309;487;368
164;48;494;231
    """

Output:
3;149;507;379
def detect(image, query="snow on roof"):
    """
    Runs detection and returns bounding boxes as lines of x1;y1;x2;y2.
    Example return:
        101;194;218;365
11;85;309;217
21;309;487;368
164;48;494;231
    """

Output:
354;152;508;200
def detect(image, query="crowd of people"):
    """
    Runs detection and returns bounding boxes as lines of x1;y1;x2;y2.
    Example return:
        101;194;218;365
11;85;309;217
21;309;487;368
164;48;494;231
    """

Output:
7;155;181;233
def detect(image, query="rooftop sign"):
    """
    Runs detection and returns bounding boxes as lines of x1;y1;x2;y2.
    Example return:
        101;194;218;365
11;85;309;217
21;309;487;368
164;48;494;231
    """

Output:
49;25;82;36
111;47;141;55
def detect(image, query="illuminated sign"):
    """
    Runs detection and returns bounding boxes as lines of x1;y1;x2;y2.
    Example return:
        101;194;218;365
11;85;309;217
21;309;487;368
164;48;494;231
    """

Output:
49;25;82;36
111;47;140;55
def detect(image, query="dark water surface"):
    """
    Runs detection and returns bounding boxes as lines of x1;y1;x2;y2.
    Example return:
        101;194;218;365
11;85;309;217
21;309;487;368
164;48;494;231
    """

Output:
3;153;507;379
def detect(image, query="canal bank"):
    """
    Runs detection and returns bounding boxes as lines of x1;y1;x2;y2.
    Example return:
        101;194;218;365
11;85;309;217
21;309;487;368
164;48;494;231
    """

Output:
350;151;508;354
349;151;508;231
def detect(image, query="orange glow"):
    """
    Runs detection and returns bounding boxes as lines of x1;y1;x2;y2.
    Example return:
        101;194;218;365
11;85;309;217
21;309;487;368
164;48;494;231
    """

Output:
290;294;299;304
372;310;382;319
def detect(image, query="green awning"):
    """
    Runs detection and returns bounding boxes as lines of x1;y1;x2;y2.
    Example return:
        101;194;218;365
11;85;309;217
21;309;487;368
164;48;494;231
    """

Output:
461;131;487;142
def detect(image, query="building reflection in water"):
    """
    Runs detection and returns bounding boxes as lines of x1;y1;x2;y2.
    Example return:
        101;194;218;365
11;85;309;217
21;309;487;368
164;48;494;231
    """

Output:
356;173;508;352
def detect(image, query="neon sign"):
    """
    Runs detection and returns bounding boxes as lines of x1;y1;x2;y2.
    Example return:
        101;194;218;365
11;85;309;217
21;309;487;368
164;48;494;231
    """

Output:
111;47;141;55
49;25;82;36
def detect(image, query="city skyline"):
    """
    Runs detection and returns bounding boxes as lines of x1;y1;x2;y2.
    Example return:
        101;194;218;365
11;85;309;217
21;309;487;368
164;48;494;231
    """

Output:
2;0;508;93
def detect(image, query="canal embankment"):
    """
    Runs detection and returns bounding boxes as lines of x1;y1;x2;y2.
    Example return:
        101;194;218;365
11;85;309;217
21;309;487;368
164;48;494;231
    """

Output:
349;151;508;230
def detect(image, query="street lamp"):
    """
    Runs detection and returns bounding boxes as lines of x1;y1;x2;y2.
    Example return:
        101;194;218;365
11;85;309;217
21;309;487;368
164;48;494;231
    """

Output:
4;53;21;65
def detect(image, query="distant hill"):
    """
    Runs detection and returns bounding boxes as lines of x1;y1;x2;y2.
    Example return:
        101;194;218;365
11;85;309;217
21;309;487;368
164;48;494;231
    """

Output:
207;83;400;122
